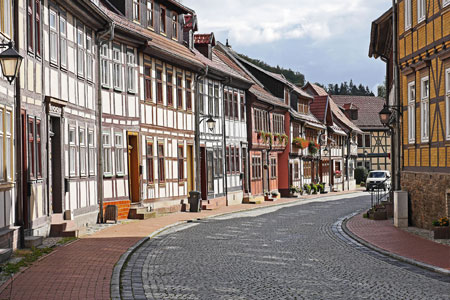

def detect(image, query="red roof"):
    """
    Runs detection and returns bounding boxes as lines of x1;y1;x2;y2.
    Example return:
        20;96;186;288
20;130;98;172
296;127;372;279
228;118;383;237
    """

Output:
310;95;328;123
331;95;386;129
194;33;215;45
328;97;362;134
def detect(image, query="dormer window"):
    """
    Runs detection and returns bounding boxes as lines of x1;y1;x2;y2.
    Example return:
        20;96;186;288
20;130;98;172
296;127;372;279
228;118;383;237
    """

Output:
172;14;178;40
160;6;166;34
133;0;140;23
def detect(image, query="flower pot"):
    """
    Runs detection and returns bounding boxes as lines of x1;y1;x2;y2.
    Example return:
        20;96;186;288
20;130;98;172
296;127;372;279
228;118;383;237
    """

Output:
369;209;387;220
432;226;450;239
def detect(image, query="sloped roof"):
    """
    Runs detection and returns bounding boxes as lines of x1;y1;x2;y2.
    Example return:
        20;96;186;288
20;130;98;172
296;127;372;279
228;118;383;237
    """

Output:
331;95;386;129
308;83;329;96
214;44;289;109
310;95;329;123
194;33;215;45
342;103;359;110
328;97;363;134
102;5;203;70
235;55;313;100
290;109;326;130
193;48;250;85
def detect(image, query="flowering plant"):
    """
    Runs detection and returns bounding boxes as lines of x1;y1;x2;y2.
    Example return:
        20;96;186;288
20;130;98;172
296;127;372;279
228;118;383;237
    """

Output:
308;141;319;155
335;170;342;177
432;217;449;227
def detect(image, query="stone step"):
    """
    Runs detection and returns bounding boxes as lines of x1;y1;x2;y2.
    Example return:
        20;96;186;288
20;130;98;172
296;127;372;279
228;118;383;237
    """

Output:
0;248;12;263
60;230;78;238
128;208;157;220
51;213;65;224
24;236;43;248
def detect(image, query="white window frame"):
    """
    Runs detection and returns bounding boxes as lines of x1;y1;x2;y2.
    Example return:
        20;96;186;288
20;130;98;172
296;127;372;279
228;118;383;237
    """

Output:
133;0;140;22
5;109;12;181
147;1;154;29
445;68;450;140
79;127;87;177
77;26;85;77
49;9;58;64
420;76;429;142
86;31;93;81
100;43;110;87
113;45;122;90
408;81;416;144
60;16;67;68
405;0;412;31
69;127;77;176
127;50;136;93
102;131;112;176
114;132;124;176
1;0;12;38
88;129;95;176
417;0;426;23
444;0;450;8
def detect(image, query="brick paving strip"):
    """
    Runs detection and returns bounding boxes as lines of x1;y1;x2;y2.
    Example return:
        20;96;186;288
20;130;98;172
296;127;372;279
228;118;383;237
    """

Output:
0;190;361;300
345;213;450;275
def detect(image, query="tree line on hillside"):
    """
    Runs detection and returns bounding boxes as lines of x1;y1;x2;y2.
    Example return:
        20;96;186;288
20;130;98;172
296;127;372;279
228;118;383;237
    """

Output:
237;53;377;97
237;53;305;87
316;80;375;96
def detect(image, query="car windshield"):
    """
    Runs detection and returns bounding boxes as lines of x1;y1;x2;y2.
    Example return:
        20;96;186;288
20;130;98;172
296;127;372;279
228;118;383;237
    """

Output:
368;172;386;178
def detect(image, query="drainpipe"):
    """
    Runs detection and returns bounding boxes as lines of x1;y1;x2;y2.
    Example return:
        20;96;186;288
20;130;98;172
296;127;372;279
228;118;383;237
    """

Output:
96;22;115;223
194;66;209;193
220;76;231;204
13;0;24;248
392;0;401;191
266;104;275;192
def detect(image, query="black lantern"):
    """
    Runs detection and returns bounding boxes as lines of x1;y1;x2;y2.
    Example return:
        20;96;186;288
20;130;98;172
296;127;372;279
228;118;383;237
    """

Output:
379;104;392;127
0;42;23;84
323;146;329;156
206;117;216;131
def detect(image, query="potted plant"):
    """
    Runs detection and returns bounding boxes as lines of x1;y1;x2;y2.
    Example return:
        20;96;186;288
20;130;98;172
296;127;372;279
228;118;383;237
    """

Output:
303;183;311;195
257;130;265;139
292;137;303;148
335;170;342;178
274;133;281;142
271;191;279;200
310;183;318;194
431;217;450;239
367;204;387;220
317;183;325;194
264;190;270;201
281;133;289;146
262;132;272;144
308;141;319;155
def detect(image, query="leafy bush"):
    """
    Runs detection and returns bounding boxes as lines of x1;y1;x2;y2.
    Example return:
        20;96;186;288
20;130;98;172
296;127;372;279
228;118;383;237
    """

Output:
303;184;311;194
317;183;325;193
355;167;368;184
310;183;318;194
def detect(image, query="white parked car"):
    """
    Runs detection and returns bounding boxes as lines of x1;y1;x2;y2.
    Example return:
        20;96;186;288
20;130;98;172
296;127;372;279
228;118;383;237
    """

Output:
365;170;391;191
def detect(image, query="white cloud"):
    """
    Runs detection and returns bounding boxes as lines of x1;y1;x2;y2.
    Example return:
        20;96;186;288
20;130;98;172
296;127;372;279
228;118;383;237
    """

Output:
182;0;387;46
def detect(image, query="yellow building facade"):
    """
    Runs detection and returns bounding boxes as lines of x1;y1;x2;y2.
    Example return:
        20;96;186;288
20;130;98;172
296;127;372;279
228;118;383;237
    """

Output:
398;0;450;228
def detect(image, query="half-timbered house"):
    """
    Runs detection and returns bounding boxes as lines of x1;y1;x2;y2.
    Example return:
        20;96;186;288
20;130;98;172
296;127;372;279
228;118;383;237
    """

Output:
333;96;391;172
14;0;111;240
288;91;326;192
193;35;251;208
372;0;450;229
102;0;204;216
0;0;19;251
215;43;290;201
304;83;362;191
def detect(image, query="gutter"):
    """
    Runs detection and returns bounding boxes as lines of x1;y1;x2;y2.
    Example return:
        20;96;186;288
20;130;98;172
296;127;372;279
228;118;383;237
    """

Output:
266;104;275;193
220;76;232;205
194;66;209;195
96;22;115;223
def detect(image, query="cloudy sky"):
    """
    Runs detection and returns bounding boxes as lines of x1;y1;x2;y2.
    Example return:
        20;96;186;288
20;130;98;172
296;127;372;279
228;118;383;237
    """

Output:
182;0;392;93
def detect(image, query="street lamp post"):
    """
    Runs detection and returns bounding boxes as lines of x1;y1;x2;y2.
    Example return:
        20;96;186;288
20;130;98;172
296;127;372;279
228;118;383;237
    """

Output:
363;150;368;171
0;42;23;247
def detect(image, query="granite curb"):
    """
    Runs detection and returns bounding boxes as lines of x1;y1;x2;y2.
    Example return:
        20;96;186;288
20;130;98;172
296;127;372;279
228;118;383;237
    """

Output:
342;214;450;277
111;190;366;299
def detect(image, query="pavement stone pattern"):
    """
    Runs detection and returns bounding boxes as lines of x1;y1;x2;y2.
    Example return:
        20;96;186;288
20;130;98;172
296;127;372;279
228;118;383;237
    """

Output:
122;195;450;300
0;190;360;300
347;214;450;271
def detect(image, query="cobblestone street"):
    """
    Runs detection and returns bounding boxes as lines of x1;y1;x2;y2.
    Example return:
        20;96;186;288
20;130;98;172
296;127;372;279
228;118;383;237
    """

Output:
122;194;450;300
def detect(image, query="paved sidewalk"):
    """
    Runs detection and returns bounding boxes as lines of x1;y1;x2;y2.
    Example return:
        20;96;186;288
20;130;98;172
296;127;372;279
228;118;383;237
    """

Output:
346;213;450;273
0;190;360;300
